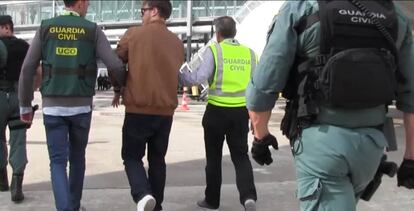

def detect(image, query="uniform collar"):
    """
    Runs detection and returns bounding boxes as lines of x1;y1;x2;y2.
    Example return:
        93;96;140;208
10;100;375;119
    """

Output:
222;38;240;45
61;10;80;17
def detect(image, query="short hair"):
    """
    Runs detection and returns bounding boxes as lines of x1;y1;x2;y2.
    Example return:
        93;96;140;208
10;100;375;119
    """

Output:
63;0;79;7
143;0;172;19
214;16;237;38
0;15;13;32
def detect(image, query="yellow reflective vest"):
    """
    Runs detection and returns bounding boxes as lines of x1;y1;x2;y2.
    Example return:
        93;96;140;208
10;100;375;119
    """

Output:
209;39;257;107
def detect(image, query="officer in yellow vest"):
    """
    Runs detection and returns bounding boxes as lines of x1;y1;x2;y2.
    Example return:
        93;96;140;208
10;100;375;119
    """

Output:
180;16;257;211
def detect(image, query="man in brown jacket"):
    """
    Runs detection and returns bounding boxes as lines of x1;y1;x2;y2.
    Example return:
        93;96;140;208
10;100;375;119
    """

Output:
114;0;184;211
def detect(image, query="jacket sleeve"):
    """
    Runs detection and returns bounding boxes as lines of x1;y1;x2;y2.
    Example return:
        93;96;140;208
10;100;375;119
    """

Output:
19;29;42;108
180;48;215;86
95;27;126;87
116;28;133;63
0;40;6;68
246;2;299;111
395;12;414;113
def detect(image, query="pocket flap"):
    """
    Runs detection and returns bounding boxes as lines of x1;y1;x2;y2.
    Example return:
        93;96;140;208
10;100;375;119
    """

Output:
297;178;322;201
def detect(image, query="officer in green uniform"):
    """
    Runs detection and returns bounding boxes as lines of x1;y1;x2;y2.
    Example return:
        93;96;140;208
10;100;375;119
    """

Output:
0;32;7;191
246;1;414;211
181;16;257;211
0;39;4;67
18;0;125;210
0;15;30;203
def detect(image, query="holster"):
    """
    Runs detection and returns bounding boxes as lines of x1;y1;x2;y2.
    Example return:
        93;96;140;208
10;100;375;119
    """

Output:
280;100;299;142
382;116;397;151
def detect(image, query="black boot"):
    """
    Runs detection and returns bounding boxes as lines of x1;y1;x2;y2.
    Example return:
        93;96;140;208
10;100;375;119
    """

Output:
0;168;8;191
10;173;24;203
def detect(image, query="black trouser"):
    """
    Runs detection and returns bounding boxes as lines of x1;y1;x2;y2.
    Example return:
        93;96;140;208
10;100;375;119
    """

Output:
122;113;172;211
202;104;257;208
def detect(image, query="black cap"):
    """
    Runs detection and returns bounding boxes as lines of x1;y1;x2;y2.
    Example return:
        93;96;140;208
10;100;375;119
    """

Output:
0;15;13;26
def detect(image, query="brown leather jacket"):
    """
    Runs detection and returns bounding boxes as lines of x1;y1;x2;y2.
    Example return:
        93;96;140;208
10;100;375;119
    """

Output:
117;20;184;116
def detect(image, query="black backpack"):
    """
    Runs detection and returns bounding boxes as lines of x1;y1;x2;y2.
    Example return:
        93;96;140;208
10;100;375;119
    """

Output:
0;36;29;81
289;0;399;112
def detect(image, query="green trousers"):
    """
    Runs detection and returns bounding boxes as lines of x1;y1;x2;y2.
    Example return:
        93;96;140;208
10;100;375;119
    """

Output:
0;90;27;174
293;124;387;211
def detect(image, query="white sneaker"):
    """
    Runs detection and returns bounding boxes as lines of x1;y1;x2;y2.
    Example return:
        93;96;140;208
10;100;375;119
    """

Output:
244;199;256;211
137;195;156;211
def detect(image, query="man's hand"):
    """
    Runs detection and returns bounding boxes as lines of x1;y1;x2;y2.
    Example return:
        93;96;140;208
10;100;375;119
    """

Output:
251;134;279;166
112;87;124;108
20;105;39;128
20;112;33;124
397;159;414;189
112;93;122;108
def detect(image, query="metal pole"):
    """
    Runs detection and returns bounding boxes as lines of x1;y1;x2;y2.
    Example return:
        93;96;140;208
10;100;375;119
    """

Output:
233;0;237;16
52;0;56;17
131;0;135;20
186;0;193;62
97;0;102;21
211;0;215;17
114;1;119;21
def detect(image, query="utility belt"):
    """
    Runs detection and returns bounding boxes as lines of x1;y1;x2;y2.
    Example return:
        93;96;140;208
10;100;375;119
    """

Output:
281;100;398;152
0;80;16;92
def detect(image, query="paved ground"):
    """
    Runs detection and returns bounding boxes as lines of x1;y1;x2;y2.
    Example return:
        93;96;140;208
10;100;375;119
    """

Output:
0;91;413;211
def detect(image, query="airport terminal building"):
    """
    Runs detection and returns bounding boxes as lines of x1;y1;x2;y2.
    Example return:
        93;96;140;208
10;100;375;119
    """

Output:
1;1;412;59
0;0;265;60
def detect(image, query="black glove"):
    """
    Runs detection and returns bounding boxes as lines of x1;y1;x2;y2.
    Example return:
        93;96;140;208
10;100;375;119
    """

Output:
251;134;279;166
397;159;414;189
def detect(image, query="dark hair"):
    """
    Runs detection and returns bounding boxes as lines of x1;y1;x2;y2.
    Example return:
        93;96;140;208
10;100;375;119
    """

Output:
214;16;237;38
63;0;79;7
0;15;13;32
143;0;172;19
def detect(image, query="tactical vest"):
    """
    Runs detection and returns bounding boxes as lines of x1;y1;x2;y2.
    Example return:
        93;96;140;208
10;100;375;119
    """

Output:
280;0;399;140
0;36;29;82
40;13;97;97
289;0;398;117
208;39;256;107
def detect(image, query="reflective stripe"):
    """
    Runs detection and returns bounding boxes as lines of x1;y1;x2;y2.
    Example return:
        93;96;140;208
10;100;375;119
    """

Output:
213;42;224;92
209;89;245;97
210;41;253;97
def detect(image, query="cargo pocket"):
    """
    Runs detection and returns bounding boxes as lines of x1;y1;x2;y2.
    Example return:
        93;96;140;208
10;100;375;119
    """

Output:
297;178;322;211
365;129;388;150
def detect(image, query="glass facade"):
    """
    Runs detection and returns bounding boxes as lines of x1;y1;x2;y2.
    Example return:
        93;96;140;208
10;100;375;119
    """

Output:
0;0;247;27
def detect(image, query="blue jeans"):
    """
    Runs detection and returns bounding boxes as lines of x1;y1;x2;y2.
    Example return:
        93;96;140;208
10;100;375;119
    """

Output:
43;112;92;211
122;113;173;211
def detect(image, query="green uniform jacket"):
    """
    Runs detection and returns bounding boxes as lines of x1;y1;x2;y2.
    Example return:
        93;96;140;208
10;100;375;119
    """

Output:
0;40;6;69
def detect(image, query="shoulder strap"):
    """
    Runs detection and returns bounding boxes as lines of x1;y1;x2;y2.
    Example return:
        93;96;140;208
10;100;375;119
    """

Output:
349;0;396;54
294;0;329;35
294;11;320;35
349;0;405;83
